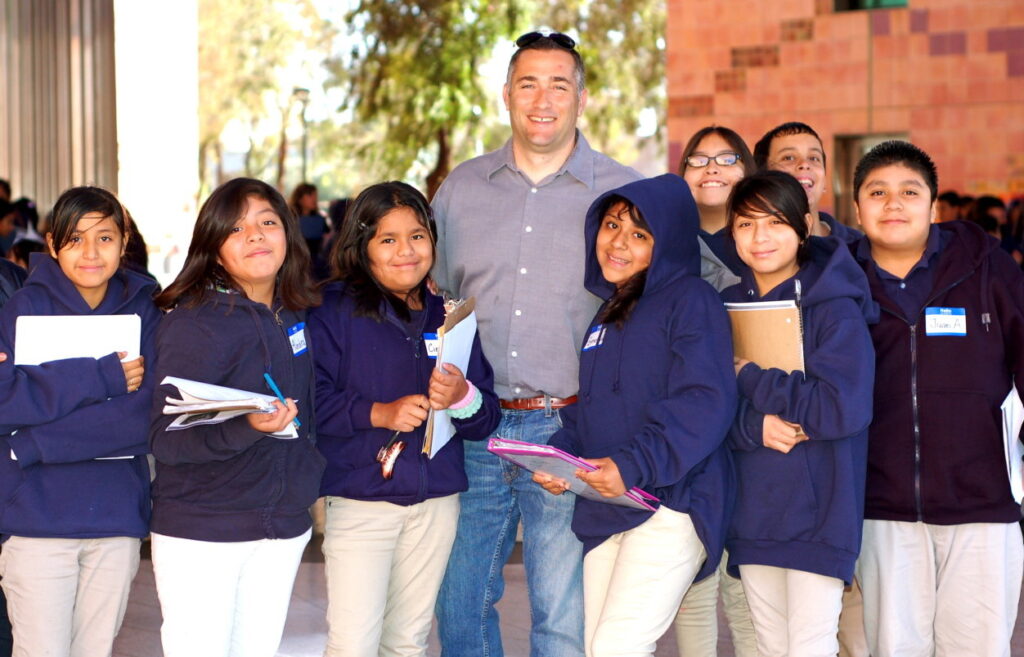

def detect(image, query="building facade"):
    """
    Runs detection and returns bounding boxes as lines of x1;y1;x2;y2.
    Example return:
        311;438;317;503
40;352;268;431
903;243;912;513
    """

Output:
666;0;1024;224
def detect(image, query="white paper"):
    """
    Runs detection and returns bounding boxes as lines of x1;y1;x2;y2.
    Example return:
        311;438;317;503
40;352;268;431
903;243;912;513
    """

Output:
14;315;141;365
161;376;298;439
426;311;478;459
1001;385;1024;504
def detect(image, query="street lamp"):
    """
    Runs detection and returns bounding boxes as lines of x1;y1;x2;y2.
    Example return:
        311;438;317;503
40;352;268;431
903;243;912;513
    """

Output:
292;87;311;182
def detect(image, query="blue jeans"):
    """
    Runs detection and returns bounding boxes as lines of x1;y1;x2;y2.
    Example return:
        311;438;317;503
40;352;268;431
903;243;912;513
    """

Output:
436;407;584;657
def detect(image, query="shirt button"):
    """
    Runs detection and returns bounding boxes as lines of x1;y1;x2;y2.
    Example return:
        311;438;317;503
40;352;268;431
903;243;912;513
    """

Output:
511;351;518;358
899;282;906;289
515;309;522;316
531;187;537;193
520;268;527;274
514;387;522;394
525;226;533;232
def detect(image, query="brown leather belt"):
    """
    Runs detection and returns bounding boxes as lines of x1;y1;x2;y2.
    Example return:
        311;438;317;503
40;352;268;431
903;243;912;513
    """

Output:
499;395;578;411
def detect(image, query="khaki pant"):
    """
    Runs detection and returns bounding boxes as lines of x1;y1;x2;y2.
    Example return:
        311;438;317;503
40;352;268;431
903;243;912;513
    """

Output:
0;535;140;657
673;550;759;657
739;564;844;657
323;495;459;657
583;507;706;657
858;519;1023;657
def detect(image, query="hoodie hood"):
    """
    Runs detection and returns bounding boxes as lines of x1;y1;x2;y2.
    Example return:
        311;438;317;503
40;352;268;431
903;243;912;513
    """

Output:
25;252;157;314
584;174;701;300
733;235;878;324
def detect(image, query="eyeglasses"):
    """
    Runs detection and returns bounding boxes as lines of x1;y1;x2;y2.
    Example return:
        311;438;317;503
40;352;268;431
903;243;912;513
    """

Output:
515;31;577;50
685;153;742;168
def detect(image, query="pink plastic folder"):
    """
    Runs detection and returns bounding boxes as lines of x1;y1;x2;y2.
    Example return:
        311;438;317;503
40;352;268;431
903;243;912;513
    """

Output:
487;437;659;511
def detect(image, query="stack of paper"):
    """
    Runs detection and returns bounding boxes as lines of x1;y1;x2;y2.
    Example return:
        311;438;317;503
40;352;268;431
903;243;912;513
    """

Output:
161;376;297;438
15;315;141;364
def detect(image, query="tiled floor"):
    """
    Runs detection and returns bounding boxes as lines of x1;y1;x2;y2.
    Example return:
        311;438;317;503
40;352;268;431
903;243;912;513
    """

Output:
113;541;1024;657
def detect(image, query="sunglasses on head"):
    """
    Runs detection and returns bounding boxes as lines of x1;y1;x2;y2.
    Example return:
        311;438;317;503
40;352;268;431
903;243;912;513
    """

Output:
515;31;577;50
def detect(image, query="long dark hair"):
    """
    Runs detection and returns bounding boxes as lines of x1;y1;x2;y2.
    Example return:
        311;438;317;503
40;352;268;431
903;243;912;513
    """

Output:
156;178;318;311
727;171;812;265
596;196;650;329
326;181;435;322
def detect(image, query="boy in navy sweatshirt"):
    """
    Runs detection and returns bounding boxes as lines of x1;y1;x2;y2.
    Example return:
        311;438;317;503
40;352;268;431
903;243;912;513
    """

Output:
852;140;1024;657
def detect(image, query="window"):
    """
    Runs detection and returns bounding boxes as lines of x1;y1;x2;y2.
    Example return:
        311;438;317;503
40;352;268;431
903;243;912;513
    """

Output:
832;133;909;228
834;0;907;10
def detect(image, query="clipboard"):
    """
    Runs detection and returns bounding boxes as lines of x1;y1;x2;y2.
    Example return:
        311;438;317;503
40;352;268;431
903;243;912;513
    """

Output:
422;297;477;458
488;437;659;511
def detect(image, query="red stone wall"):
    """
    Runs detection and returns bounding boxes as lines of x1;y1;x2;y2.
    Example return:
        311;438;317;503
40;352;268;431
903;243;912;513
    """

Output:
666;0;1024;210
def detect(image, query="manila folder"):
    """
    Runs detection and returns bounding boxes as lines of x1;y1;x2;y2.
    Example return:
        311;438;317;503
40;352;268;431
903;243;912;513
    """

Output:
725;301;804;373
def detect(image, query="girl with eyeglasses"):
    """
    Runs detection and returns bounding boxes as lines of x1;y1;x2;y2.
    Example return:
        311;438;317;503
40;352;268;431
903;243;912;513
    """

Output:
673;125;760;657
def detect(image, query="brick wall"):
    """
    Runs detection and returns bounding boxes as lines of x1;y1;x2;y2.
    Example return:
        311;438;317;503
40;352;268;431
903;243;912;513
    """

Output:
666;0;1024;210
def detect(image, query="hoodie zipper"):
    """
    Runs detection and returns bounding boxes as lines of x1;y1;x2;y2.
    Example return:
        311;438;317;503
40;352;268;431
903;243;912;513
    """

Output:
384;304;431;503
884;268;974;521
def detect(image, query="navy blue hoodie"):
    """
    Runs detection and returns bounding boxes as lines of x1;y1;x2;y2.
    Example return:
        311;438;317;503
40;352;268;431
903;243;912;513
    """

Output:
721;236;876;583
308;283;500;504
0;254;160;539
149;291;326;542
548;174;737;581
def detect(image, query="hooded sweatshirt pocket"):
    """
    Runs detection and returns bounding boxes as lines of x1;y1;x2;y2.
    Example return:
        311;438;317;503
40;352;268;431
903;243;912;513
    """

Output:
731;446;819;542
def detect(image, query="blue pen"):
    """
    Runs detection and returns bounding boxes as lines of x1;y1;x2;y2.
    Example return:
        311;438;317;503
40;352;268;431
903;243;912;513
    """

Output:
263;372;301;429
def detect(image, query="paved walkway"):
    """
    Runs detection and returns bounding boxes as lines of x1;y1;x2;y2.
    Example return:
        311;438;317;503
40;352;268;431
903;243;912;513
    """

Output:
113;549;1024;657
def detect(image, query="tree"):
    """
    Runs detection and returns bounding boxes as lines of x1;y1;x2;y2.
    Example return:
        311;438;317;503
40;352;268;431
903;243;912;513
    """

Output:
325;0;523;198
327;0;664;196
197;0;333;196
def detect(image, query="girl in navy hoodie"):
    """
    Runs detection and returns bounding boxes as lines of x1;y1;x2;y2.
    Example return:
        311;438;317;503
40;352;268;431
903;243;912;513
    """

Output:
721;171;875;657
148;178;325;657
306;181;499;657
534;174;736;657
0;186;159;657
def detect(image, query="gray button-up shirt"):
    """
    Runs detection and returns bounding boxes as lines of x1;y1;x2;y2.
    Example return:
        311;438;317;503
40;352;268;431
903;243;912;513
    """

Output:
432;133;640;400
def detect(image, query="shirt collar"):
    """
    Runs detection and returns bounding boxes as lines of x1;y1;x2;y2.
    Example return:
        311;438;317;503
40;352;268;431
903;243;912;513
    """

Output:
487;130;596;189
857;224;943;281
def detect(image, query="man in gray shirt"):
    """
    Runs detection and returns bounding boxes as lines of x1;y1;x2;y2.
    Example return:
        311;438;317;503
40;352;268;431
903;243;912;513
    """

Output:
432;31;640;657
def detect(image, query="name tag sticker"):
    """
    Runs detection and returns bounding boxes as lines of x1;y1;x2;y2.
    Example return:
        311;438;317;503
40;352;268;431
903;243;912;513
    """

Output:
423;332;440;359
288;322;308;355
582;325;606;351
924;307;967;337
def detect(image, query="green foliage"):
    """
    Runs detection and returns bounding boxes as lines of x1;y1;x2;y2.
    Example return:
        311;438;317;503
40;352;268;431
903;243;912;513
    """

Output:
198;0;334;194
324;1;523;194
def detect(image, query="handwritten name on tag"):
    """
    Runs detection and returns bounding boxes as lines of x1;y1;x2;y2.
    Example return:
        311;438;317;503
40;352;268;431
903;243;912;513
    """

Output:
924;307;966;337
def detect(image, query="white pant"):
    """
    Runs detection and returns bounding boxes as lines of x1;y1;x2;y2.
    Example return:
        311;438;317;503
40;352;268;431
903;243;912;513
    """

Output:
151;529;310;657
673;550;758;657
739;564;844;657
583;506;706;657
857;519;1023;657
0;535;140;657
322;495;460;657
